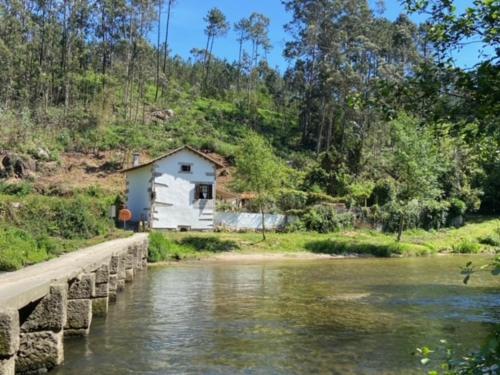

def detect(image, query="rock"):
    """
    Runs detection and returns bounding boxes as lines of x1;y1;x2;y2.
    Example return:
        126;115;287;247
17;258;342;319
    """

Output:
35;148;50;161
65;300;92;331
20;284;67;333
149;109;175;123
92;297;108;317
1;154;35;178
0;357;15;375
94;264;109;284
16;331;64;373
94;282;109;298
0;309;19;357
68;274;95;300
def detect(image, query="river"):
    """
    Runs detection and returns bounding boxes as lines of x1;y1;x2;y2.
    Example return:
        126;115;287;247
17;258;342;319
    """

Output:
53;256;499;374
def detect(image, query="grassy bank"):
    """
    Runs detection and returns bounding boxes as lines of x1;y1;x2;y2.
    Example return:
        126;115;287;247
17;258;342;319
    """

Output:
0;190;128;271
149;217;500;262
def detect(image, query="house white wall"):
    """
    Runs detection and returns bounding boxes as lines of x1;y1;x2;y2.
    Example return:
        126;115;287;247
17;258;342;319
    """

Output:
214;212;297;231
126;167;152;222
151;149;217;230
124;148;218;230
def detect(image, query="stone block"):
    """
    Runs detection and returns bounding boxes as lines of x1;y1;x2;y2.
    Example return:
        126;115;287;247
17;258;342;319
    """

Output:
92;298;108;317
109;255;119;274
117;256;126;280
108;275;118;291
125;269;134;283
65;300;91;331
94;282;109;298
116;280;125;292
94;264;109;284
21;284;67;333
68;274;95;300
108;291;117;303
63;328;90;336
0;309;19;357
124;254;134;270
16;331;63;373
0;357;15;375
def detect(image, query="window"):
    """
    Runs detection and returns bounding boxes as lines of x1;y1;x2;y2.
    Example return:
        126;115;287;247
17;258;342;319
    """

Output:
195;184;213;200
180;164;191;173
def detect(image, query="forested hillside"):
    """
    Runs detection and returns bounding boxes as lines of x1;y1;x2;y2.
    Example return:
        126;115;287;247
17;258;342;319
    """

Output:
0;0;498;233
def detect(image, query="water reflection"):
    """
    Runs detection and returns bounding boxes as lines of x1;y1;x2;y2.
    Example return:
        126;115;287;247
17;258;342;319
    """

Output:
53;256;499;374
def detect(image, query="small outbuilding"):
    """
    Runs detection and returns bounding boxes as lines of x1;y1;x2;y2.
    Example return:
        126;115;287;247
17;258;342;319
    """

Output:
121;146;224;231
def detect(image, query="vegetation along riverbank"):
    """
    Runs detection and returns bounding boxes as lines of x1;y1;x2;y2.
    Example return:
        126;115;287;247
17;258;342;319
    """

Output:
147;217;500;263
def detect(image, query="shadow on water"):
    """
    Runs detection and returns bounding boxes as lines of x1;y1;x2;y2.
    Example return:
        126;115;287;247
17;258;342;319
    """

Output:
179;236;240;252
304;238;394;256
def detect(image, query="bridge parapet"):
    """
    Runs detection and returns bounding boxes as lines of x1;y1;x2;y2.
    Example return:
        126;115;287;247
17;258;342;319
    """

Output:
0;233;149;375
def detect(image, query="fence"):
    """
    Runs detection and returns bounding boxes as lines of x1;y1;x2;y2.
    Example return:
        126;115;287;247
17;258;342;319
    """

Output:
214;212;296;231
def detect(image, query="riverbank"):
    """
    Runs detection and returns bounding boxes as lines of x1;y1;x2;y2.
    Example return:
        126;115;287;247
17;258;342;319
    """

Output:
148;217;500;262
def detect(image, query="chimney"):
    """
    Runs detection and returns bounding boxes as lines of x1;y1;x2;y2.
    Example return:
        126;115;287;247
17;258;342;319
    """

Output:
132;153;140;167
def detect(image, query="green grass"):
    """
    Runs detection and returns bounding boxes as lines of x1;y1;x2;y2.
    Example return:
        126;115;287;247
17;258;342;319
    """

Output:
148;232;240;262
149;218;500;261
0;191;129;271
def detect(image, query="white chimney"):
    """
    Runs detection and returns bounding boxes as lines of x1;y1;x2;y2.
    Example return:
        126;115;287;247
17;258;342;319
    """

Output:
132;153;140;167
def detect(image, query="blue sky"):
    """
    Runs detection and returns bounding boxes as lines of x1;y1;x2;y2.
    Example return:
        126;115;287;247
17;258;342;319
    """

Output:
156;0;486;72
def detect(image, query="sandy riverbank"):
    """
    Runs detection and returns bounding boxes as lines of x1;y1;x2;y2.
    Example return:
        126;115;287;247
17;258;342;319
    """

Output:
148;251;365;266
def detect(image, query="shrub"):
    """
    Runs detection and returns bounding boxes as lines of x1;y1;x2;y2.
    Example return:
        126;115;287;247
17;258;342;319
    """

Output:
277;189;308;211
148;232;172;262
301;205;354;233
0;182;33;196
179;236;239;252
448;197;467;218
452;239;481;254
0;226;48;270
478;234;500;247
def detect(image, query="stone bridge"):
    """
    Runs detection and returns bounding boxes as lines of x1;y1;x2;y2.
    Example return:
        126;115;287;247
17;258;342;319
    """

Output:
0;233;149;375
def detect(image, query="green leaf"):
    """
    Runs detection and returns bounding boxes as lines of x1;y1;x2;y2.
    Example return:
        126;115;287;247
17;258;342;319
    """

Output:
421;358;431;365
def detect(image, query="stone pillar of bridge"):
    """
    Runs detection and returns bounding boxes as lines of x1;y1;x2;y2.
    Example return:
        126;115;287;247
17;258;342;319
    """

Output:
142;238;149;268
64;273;95;337
116;254;126;292
125;247;135;283
0;308;19;375
92;264;109;317
15;283;67;374
108;255;119;303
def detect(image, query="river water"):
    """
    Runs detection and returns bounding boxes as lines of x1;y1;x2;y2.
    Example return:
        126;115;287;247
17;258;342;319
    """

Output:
53;256;499;374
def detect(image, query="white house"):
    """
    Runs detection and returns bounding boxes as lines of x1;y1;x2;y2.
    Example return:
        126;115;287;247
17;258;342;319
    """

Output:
121;146;224;231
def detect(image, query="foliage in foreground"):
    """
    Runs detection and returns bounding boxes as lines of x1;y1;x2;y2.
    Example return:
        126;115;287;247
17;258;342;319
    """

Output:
0;190;123;271
149;218;499;260
148;232;240;262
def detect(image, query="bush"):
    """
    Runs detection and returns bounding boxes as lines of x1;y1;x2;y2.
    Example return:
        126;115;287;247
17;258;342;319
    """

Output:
452;239;481;254
301;205;354;233
478;234;500;247
277;189;308;211
448;197;467;218
148;232;173;262
0;226;48;270
0;182;33;196
179;236;239;252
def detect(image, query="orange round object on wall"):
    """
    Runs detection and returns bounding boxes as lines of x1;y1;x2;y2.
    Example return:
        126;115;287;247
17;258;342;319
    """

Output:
118;208;132;222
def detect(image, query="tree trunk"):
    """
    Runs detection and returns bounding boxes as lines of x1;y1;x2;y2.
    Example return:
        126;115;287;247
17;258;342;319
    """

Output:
161;0;172;96
204;34;215;91
236;34;243;92
154;0;161;101
397;216;404;242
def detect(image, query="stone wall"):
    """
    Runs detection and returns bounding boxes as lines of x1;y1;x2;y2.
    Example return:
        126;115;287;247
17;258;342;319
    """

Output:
0;236;148;375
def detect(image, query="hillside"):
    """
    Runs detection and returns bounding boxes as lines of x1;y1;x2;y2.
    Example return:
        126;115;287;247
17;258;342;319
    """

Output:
0;0;499;272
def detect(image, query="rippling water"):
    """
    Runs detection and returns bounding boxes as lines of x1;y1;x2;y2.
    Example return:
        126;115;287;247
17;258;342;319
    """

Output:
53;256;500;374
